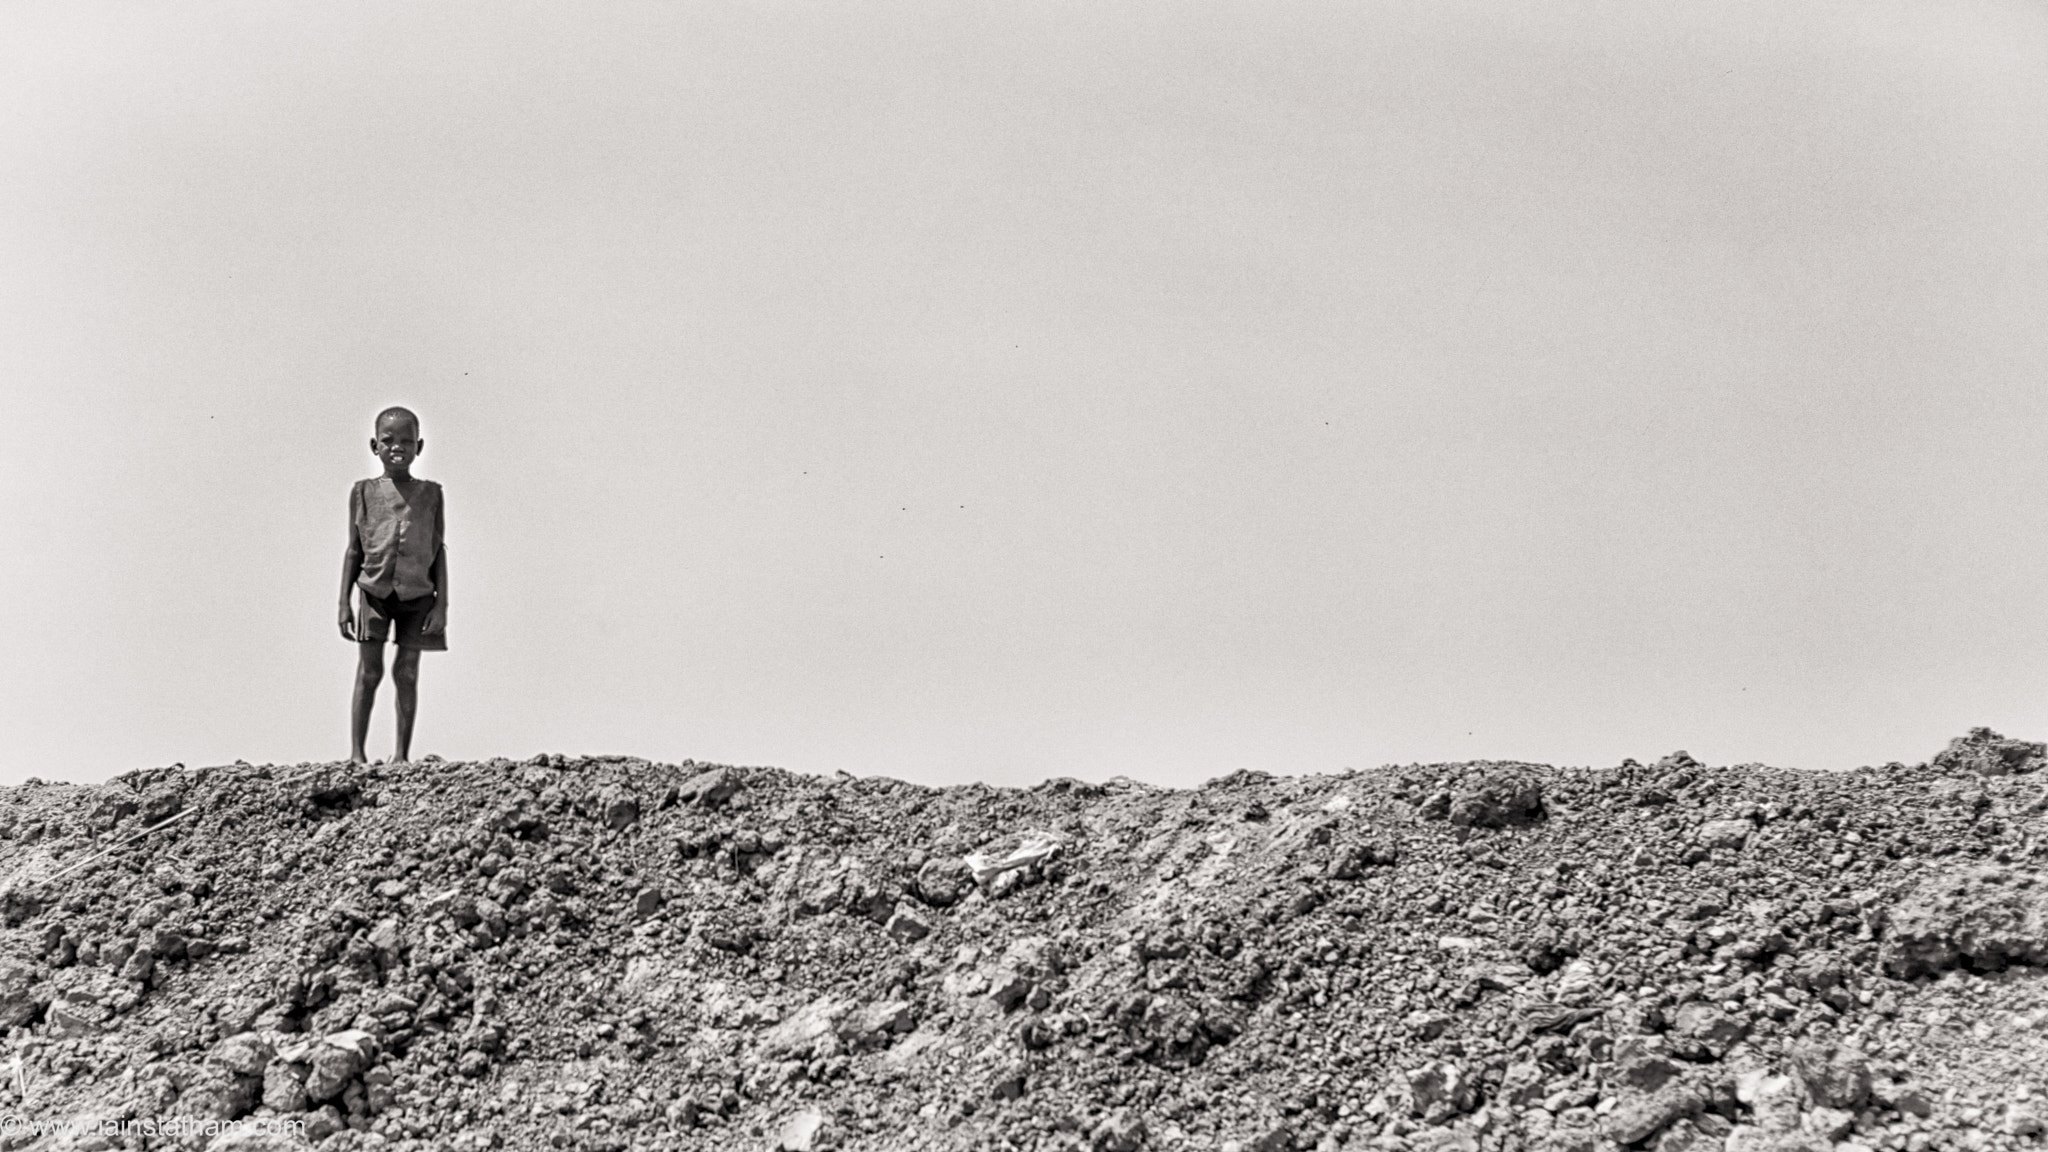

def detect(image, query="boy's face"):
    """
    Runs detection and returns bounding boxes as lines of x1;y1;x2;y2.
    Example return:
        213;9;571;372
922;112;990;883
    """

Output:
371;416;422;474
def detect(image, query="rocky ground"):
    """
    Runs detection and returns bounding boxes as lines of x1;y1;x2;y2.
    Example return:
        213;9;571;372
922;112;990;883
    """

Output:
0;729;2045;1152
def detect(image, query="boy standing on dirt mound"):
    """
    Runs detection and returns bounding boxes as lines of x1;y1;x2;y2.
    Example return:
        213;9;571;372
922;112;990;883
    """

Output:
338;406;448;765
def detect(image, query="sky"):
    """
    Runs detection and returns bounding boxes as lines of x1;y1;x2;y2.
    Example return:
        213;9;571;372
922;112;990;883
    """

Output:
3;1;2046;788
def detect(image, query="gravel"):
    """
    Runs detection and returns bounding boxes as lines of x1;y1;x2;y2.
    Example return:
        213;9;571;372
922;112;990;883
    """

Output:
0;733;2043;1151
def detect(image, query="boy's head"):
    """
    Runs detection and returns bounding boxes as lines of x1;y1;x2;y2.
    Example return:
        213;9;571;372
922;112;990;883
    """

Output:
371;406;423;475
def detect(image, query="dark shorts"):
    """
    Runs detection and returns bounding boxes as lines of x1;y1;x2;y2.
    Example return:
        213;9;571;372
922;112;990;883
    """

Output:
358;590;447;651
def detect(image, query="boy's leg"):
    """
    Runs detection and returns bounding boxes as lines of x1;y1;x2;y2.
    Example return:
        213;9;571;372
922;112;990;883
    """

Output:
391;646;422;763
351;641;386;765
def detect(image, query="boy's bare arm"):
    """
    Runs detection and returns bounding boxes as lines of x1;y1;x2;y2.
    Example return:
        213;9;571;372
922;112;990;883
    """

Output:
424;546;449;634
339;522;364;640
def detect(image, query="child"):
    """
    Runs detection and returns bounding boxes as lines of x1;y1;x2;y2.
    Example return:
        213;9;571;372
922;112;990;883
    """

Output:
339;406;448;764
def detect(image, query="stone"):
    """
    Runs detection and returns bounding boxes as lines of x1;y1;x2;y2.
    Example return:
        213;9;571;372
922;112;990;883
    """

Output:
1250;1128;1293;1152
210;1032;275;1077
367;918;403;969
914;857;973;907
599;785;640;830
763;997;853;1058
1499;1061;1548;1108
777;1108;826;1151
1617;1053;1682;1093
176;1067;261;1122
262;1062;310;1112
2008;1100;2047;1137
1931;727;2046;776
990;1064;1027;1099
1406;1062;1475;1122
305;1042;362;1102
990;968;1034;1012
1881;864;2048;977
303;1105;346;1142
1733;1071;1801;1134
885;904;932;943
1787;1041;1870;1109
1091;1109;1148;1152
1670;1002;1747;1058
299;1033;372;1090
1697;819;1753;851
633;887;664;918
1651;1119;1708;1152
836;1000;916;1048
1801;1106;1854;1141
1447;775;1544;827
1325;838;1399;879
678;768;740;808
1606;1080;1705;1146
139;782;185;824
1724;1127;1832;1152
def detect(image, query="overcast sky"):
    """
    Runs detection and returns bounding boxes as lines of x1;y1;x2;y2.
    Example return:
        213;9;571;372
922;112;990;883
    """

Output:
4;1;2046;787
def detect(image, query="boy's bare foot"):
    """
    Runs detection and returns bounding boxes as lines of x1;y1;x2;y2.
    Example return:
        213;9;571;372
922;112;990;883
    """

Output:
349;753;370;765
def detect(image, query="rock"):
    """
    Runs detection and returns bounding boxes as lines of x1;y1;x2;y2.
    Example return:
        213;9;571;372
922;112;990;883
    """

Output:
1403;1009;1451;1039
46;997;103;1037
139;782;185;823
1669;1002;1747;1058
457;1049;491;1077
1887;1084;1934;1119
367;918;402;969
303;1105;346;1142
632;887;664;918
1605;1084;1704;1146
1801;1106;1854;1141
176;1067;261;1122
1617;1053;1682;1093
837;1000;916;1048
304;1041;362;1102
289;1030;375;1101
1650;1119;1710;1152
1447;775;1544;827
1733;1071;1802;1134
990;968;1034;1012
884;904;932;943
2008;1100;2046;1137
599;785;640;830
678;768;740;808
1406;1061;1476;1122
990;1063;1028;1099
914;857;974;907
210;1032;275;1077
1091;1109;1148;1152
1881;864;2048;977
1931;727;2046;776
777;1108;827;1151
763;997;853;1058
263;1061;310;1112
1787;1041;1870;1109
1249;1128;1293;1152
1499;1060;1548;1107
1697;818;1753;850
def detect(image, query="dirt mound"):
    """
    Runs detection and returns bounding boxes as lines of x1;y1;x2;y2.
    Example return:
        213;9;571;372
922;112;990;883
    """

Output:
0;735;2045;1152
1930;729;2046;779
